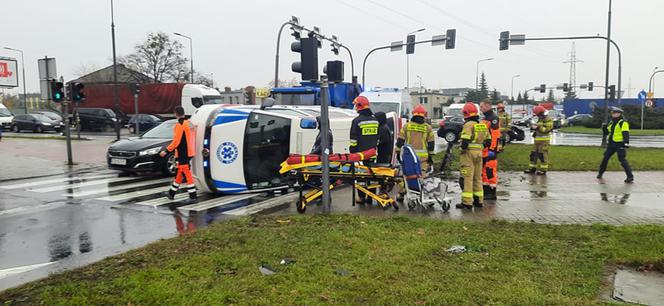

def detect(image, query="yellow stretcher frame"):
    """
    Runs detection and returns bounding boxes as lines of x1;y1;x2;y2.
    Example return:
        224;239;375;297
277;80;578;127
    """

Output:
280;160;399;213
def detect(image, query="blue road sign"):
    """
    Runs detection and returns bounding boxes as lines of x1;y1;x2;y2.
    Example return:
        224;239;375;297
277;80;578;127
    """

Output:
637;90;647;102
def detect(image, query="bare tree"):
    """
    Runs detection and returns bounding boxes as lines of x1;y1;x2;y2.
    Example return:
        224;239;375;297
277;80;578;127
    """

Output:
72;63;100;78
120;32;188;82
268;77;300;88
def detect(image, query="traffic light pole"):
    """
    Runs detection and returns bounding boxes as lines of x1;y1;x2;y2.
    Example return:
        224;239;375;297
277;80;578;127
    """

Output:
319;76;331;213
645;70;664;130
63;100;73;166
362;38;439;88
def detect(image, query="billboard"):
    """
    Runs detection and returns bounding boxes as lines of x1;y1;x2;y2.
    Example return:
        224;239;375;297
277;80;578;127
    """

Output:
0;57;19;88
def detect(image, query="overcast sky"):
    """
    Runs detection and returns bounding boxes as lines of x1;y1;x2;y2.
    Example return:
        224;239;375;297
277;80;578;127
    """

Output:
2;0;663;100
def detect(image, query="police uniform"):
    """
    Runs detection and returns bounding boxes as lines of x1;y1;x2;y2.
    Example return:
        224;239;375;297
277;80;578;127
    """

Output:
482;109;501;200
597;110;634;182
458;117;491;208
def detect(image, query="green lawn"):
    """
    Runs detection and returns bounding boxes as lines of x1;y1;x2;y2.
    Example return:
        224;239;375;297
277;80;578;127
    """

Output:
2;215;663;304
560;126;664;136
434;143;664;172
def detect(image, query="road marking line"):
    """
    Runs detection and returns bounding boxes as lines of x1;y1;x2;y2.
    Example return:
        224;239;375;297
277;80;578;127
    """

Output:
0;203;66;217
0;174;115;190
65;178;172;198
0;262;56;279
95;186;168;202
223;193;298;216
30;177;137;193
178;194;261;212
134;193;200;207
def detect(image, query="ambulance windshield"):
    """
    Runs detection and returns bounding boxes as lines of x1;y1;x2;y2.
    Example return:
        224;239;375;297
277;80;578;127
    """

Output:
243;112;291;189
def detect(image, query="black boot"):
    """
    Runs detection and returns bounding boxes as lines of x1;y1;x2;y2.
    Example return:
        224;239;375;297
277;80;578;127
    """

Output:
596;173;603;179
456;203;473;210
473;196;483;208
524;168;536;174
536;170;547;175
624;177;634;183
183;192;198;204
484;187;497;200
164;190;176;201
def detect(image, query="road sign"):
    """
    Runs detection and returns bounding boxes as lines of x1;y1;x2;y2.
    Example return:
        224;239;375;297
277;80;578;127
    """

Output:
37;57;57;80
645;99;654;108
647;91;654;99
255;87;270;98
390;41;403;52
637;90;647;103
0;57;19;88
431;34;446;46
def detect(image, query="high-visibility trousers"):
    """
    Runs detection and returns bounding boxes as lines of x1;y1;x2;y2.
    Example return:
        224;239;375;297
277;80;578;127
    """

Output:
460;149;483;205
170;163;197;196
482;153;498;188
528;141;550;171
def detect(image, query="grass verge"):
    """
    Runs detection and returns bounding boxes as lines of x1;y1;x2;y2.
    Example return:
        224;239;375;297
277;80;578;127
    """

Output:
434;143;664;171
1;215;663;304
560;126;664;136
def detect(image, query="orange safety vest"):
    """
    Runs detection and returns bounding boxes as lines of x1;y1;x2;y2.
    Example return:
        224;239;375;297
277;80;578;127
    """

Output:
167;119;195;158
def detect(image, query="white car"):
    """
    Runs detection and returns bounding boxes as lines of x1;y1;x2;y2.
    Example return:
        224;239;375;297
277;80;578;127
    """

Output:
190;104;399;194
0;103;13;130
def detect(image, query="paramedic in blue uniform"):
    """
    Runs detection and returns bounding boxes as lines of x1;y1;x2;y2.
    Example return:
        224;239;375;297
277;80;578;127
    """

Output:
597;106;634;183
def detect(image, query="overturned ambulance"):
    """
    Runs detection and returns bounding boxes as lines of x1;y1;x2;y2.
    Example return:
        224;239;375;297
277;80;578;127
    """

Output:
190;104;398;194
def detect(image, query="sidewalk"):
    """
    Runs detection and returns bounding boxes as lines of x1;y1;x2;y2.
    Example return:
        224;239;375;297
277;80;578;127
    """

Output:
271;171;664;225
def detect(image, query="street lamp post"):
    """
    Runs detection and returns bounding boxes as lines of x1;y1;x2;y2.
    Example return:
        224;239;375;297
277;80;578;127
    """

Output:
645;69;664;130
510;74;520;118
406;28;425;90
174;32;194;83
416;75;423;105
3;47;27;114
111;0;120;140
475;58;494;90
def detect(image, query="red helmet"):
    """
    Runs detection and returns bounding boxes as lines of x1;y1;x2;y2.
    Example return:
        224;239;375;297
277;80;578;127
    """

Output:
462;102;479;119
353;96;370;111
496;102;505;110
533;105;546;116
412;104;427;117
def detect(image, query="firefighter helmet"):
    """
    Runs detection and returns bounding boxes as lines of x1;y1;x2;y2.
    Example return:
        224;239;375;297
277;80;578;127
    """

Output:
533;105;547;116
353;96;370;111
463;102;479;119
412;104;427;117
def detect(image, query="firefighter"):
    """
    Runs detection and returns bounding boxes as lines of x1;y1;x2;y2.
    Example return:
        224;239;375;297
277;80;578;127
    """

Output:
396;104;435;173
480;100;501;200
497;102;511;148
597;107;634;183
456;102;491;209
524;105;553;175
160;106;197;204
374;112;394;164
350;96;380;204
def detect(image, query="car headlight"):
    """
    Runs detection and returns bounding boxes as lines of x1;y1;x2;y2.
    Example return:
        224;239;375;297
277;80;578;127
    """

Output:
42;122;52;126
139;147;162;156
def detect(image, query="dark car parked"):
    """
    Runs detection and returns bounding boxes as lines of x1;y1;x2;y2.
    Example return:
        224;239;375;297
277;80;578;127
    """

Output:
11;114;64;133
76;108;118;132
566;114;593;126
437;115;525;144
35;111;65;127
127;114;162;134
107;119;176;175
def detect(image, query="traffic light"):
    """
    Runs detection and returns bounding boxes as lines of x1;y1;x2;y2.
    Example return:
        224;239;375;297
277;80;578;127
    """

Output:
499;31;510;50
291;37;319;81
539;84;546;93
330;43;339;56
50;80;64;102
70;82;85;102
563;83;569;92
324;60;344;83
608;85;616;100
445;29;456;49
588;82;593;91
406;34;415;54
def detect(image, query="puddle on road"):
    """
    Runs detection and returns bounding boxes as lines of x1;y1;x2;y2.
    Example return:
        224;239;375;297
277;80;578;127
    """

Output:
601;193;631;205
612;267;664;305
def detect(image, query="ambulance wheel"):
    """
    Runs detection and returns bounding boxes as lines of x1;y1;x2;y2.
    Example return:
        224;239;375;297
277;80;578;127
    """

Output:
407;200;417;210
296;198;307;213
162;153;177;176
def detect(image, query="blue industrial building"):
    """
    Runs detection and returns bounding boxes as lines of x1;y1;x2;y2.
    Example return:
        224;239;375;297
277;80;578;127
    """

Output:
563;98;663;117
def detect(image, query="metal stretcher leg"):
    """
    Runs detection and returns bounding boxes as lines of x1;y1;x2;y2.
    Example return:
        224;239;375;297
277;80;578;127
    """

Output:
354;183;398;211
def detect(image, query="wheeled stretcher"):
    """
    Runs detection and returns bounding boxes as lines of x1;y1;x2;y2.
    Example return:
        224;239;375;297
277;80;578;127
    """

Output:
279;149;399;213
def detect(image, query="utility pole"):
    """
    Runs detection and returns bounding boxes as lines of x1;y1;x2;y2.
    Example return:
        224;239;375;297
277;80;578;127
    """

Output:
319;76;331;213
563;42;583;99
111;0;120;141
601;0;612;147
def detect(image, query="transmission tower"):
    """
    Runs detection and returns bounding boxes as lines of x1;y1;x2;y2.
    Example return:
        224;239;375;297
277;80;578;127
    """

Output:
563;42;583;98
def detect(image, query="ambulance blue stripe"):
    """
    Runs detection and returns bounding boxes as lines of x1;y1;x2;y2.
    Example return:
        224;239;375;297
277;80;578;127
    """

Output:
213;180;247;192
222;109;250;115
213;115;247;125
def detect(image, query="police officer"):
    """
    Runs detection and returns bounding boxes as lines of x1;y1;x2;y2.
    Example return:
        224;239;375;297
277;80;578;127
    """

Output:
496;102;511;148
597;107;634;183
524;106;553;175
396;105;435;173
480;100;501;200
456;102;491;209
350;96;380;204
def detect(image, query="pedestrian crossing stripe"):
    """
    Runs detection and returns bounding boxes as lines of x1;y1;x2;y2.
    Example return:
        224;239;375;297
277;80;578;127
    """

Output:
179;194;260;212
95;186;168;202
30;176;138;193
65;177;172;198
0;174;115;190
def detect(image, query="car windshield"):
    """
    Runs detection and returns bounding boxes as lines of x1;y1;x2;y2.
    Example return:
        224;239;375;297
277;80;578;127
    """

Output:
104;109;117;118
32;114;54;122
141;120;175;139
40;112;61;120
371;102;400;115
0;108;11;117
446;108;463;117
203;96;223;105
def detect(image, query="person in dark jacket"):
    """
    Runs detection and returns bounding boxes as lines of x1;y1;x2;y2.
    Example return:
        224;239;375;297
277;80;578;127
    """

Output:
349;96;379;154
310;116;333;155
374;112;394;164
